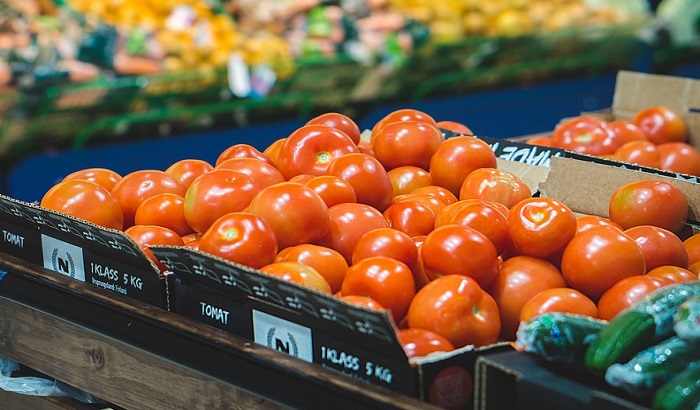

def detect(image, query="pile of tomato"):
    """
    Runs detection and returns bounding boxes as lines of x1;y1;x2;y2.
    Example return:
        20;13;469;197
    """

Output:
39;108;700;362
527;105;700;176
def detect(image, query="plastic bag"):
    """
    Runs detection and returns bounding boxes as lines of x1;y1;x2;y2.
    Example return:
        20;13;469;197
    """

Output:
0;356;69;397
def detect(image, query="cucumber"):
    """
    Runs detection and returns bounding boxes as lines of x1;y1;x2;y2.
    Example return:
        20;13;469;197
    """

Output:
584;281;700;377
651;361;700;410
515;312;606;369
605;336;700;398
674;294;700;343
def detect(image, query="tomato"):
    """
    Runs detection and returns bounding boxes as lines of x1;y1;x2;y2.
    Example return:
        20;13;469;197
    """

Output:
326;152;393;212
394;193;446;217
275;243;348;293
134;193;193;237
246;182;330;250
614;140;661;169
459;167;532;209
561;226;646;300
183;169;261;234
276;125;358;179
41;179;124;230
370;108;437;143
597;275;671;321
398;328;455;358
123;225;184;273
683;232;700;265
436;120;473;136
657;142;700;176
434;199;504;230
646;265;699;283
317;202;390;264
486;255;567;339
688;261;700;278
215;143;274;167
304;175;356;208
387;166;433;197
62;167;122;191
429;136;497;196
631;105;688;145
351;228;418;273
288;174;316;184
575;214;622;234
428;366;473;410
550;116;616;156
263;137;286;167
607;119;647;150
624;225;689;271
341;256;416;323
383;200;436;238
357;139;374;157
164;159;215;189
421;224;499;288
259;261;332;294
198;212;278;269
411;185;458;206
216;157;285;189
447;200;510;255
372;121;444;171
507;197;577;259
608;179;689;234
305;112;362;145
407;274;500;348
525;136;553;147
519;287;599;324
339;295;386;311
111;170;187;229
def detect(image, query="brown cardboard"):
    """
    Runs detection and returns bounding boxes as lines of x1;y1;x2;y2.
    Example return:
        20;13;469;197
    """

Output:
495;158;550;194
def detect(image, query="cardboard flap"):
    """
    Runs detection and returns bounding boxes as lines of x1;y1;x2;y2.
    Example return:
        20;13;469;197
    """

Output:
496;159;550;194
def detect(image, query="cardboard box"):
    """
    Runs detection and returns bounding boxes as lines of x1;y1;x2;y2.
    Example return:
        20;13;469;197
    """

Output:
152;245;511;408
0;194;173;309
474;350;650;410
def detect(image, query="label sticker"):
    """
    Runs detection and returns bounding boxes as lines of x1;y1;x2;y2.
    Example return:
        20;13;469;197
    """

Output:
41;234;86;281
252;310;313;362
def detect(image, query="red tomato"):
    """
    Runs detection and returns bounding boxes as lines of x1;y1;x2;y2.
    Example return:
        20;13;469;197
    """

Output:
507;197;577;259
341;256;416;323
646;265;699;283
429;136;497;196
550;116;616;156
339;295;386;311
624;225;689;271
519;287;599;324
246;182;330;250
198;212;278;269
447;200;510;255
428;366;473;410
657;142;700;176
215;143;274;167
275;243;348;293
383;200;436;238
370;108;438;143
259;261;332;294
304;175;356;208
62;167;122;191
561;226;646;300
288;174;316;184
575;214;622;234
421;224;499;288
183;169;261;234
41;179;123;230
525;136;553;147
305;112;362;146
326;152;393;212
134;193;193;236
436;120;473;136
411;185;458;206
164;159;215;189
351;228;418;273
387;165;433;197
607;119;647;150
486;255;567;339
597;275;671;320
216;157;285;189
372;121;444;171
394;193;446;217
398;328;455;358
263;137;286;167
124;225;184;273
459;167;532;209
407;274;500;348
688;261;700;278
111;170;187;229
317;202;390;264
277;125;359;179
614;140;661;169
608;179;689;234
684;233;700;265
631;105;689;145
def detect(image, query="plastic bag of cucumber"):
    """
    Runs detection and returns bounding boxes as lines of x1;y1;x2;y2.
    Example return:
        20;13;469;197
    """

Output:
516;281;700;410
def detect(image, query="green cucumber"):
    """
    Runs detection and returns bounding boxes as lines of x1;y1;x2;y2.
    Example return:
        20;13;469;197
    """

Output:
584;281;700;377
605;336;700;398
651;362;700;410
674;294;700;343
515;312;606;369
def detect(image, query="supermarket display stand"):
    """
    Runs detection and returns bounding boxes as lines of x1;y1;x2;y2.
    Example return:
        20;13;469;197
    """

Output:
0;252;438;410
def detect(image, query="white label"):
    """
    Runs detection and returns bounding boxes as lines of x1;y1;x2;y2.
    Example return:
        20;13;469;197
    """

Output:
41;234;86;281
252;310;312;362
